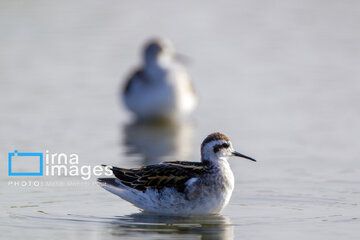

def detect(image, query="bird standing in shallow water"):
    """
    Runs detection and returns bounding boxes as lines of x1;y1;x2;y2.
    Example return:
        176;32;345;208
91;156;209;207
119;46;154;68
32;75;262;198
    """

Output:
98;132;256;216
122;38;197;121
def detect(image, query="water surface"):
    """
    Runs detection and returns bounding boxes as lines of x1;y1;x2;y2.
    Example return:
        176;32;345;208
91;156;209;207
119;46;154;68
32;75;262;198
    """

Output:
1;0;359;239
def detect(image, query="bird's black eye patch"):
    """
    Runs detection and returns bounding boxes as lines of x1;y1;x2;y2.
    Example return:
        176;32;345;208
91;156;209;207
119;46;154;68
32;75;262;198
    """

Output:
222;143;229;148
213;143;230;153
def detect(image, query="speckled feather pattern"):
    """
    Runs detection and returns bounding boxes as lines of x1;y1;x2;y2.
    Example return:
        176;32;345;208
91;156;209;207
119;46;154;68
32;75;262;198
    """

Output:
98;159;234;215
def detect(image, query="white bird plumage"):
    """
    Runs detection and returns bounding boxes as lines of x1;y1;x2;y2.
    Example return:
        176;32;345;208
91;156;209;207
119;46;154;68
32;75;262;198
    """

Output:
98;132;256;216
122;38;197;120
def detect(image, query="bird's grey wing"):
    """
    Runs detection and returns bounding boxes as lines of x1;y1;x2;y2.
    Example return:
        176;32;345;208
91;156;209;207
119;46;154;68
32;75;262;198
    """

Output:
123;68;145;95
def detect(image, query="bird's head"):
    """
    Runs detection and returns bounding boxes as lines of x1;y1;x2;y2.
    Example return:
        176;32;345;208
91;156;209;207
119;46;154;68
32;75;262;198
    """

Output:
143;38;174;64
201;132;256;164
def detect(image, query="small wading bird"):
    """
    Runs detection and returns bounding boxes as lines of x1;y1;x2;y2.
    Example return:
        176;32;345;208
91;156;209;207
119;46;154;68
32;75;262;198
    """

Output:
122;38;197;120
98;132;256;215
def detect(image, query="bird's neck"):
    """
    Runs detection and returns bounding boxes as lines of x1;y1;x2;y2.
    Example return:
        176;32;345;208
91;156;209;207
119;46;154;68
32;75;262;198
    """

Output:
145;54;173;70
202;157;230;169
143;57;171;85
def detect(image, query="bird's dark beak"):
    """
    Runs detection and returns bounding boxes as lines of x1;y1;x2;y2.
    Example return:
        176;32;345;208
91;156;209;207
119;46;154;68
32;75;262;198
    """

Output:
232;151;256;162
174;53;192;65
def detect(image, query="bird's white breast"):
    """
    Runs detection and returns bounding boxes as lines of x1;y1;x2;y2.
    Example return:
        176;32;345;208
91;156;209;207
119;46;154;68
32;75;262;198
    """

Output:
191;160;235;213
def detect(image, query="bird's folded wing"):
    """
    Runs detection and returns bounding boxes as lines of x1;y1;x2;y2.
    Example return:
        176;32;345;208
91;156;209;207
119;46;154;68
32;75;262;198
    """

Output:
123;68;145;95
110;161;206;193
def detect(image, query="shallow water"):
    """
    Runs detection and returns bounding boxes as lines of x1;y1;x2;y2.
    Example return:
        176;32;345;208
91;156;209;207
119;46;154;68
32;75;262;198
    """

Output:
1;0;360;239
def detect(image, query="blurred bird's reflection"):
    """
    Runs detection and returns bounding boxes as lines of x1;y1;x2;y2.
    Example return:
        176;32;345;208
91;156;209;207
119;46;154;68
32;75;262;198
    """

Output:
110;213;234;240
122;120;195;165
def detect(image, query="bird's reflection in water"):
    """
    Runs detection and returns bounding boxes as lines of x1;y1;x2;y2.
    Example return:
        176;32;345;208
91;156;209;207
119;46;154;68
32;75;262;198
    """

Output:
122;120;195;165
109;213;234;240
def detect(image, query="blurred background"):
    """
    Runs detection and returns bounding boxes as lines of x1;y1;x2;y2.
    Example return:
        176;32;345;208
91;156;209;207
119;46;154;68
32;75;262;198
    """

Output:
1;0;359;239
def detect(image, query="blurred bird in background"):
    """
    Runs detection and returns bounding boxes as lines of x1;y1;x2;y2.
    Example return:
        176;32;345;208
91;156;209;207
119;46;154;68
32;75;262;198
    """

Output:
122;38;197;121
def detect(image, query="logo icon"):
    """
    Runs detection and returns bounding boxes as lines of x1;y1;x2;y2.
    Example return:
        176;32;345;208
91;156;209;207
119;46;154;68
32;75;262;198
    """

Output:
8;150;43;176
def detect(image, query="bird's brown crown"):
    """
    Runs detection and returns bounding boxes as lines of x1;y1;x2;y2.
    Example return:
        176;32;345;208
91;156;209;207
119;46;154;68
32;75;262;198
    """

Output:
201;132;230;149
